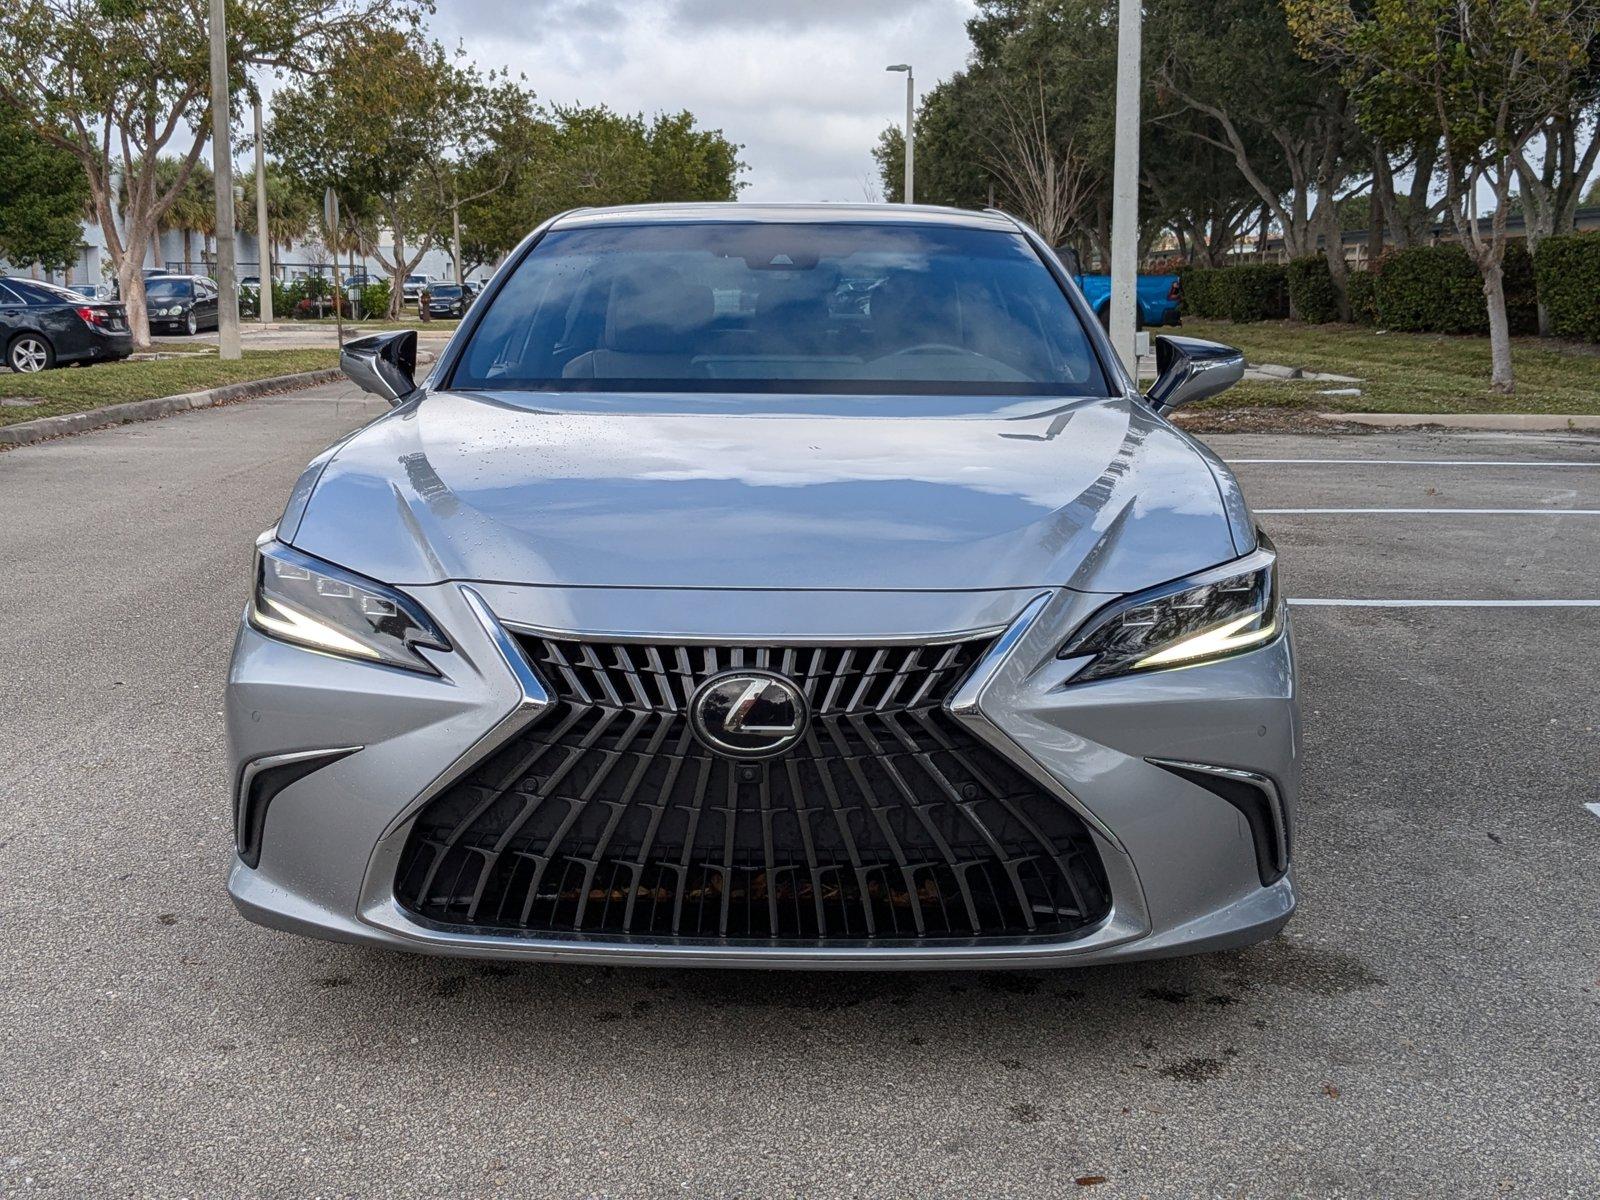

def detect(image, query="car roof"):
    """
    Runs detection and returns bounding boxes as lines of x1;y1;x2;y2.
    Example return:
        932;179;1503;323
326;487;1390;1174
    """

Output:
549;201;1023;233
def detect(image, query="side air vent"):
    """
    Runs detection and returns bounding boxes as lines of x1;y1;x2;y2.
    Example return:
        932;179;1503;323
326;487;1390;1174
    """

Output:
236;749;358;868
1149;759;1290;887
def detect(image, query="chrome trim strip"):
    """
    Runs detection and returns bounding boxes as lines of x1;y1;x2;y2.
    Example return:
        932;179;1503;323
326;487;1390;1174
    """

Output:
947;591;1124;851
1146;758;1289;874
497;617;1009;648
372;585;550;840
236;746;362;849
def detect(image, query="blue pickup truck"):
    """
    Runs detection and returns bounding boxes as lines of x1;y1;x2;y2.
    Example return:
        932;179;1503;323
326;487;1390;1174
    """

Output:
1056;247;1182;328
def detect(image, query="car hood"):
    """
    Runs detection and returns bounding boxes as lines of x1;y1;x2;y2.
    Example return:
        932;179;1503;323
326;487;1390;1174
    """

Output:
286;390;1248;594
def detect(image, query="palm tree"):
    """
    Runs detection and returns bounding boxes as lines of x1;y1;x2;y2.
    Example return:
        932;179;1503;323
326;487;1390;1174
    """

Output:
263;167;314;276
169;162;214;274
121;157;182;270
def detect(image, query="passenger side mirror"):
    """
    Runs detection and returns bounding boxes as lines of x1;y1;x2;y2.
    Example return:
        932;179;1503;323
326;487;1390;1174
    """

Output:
1145;335;1245;415
341;329;418;405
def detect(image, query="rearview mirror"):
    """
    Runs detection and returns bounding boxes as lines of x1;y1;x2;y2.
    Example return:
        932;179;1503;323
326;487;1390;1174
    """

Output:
1145;335;1244;415
341;329;418;405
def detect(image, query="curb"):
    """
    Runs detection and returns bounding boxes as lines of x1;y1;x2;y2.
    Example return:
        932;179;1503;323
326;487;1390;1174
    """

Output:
1323;412;1600;432
0;367;345;449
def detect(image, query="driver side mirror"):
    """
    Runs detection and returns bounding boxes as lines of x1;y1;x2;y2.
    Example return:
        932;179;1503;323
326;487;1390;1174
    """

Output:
341;329;418;406
1145;335;1244;415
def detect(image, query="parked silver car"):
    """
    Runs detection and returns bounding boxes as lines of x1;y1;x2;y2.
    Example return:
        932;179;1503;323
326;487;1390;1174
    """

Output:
226;203;1294;969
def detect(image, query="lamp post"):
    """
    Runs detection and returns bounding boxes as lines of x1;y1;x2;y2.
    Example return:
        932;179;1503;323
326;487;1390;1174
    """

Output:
886;63;914;204
253;96;272;324
1107;0;1141;374
208;0;241;359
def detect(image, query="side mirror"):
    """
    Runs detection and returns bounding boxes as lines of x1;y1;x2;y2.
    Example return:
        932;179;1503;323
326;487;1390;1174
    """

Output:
341;329;418;405
1145;335;1245;415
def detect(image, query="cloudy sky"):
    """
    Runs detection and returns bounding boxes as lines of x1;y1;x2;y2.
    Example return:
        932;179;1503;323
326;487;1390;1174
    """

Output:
426;0;980;202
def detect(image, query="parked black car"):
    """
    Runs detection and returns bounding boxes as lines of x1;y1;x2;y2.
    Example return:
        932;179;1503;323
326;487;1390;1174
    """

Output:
0;277;133;372
425;283;473;319
145;274;220;336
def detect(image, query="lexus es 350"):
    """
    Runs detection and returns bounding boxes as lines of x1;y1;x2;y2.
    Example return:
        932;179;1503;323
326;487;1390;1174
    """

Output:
226;203;1296;969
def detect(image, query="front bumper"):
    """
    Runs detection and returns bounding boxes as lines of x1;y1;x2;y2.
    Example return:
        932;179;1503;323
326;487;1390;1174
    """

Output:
226;582;1298;968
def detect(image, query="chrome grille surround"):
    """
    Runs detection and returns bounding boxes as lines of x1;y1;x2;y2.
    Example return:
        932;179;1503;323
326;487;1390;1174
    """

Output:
391;634;1113;945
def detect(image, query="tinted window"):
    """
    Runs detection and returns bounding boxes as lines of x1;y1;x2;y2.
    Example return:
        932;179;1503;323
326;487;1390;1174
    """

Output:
431;285;462;298
450;223;1107;395
7;279;80;304
146;279;194;300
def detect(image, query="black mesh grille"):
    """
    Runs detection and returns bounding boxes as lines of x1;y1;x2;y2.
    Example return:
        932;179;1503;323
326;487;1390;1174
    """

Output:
393;636;1111;945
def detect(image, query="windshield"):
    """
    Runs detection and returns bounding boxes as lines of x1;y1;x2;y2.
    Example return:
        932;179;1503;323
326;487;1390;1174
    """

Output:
450;222;1108;395
146;279;194;300
431;285;462;297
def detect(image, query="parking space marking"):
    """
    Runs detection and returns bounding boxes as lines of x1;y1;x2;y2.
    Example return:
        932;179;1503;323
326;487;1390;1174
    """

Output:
1230;459;1597;467
1259;507;1600;515
1289;598;1600;608
1586;803;1600;821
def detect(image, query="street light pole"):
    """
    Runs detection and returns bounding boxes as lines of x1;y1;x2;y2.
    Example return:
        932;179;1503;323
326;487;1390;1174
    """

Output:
886;64;914;204
208;0;242;359
1108;0;1141;375
253;96;272;325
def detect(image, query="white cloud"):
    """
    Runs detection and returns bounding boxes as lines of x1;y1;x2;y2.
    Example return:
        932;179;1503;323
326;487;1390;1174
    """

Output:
426;0;977;201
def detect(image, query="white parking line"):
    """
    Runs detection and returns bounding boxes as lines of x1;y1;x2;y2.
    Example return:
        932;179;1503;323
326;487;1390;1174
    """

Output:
1230;459;1597;467
1259;507;1600;515
1289;599;1600;607
1586;802;1600;822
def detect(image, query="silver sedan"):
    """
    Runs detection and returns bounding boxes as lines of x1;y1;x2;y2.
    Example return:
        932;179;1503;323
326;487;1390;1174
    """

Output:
225;203;1294;969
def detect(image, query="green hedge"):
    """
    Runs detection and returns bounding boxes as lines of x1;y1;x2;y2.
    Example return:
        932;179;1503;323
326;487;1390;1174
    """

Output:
1286;255;1340;323
1533;233;1600;341
1370;242;1536;335
1347;270;1378;325
360;280;392;320
1179;264;1289;322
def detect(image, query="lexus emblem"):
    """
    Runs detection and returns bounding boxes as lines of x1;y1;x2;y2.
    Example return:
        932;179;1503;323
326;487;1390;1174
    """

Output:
688;670;809;760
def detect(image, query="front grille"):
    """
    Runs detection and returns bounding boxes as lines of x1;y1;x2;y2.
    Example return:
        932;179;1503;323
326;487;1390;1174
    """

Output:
394;635;1111;945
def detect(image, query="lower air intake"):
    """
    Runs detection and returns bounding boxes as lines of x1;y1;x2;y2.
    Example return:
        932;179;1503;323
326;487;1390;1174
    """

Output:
394;637;1111;945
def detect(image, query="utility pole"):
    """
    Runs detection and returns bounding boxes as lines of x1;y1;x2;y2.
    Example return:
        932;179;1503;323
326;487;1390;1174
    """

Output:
209;0;242;359
886;64;914;204
451;195;464;287
253;96;272;324
1107;0;1141;375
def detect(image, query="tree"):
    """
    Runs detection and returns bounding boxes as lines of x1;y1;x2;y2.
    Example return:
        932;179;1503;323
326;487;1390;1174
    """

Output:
871;0;1270;268
984;78;1095;244
262;165;316;266
1289;0;1600;392
456;104;743;275
270;27;538;314
0;102;88;273
0;0;422;346
1153;0;1361;316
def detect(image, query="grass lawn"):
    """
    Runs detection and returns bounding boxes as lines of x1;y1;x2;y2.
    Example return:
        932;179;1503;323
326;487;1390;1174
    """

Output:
1178;320;1600;415
0;348;339;427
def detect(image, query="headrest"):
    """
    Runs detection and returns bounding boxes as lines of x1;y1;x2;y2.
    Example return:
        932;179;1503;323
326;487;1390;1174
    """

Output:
606;269;715;353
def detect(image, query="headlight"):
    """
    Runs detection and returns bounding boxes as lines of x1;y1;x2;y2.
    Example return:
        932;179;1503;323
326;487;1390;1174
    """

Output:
248;541;449;673
1058;543;1280;683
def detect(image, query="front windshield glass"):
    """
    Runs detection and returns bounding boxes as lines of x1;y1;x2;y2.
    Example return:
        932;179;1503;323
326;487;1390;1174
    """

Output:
450;222;1108;395
146;279;194;300
431;285;462;297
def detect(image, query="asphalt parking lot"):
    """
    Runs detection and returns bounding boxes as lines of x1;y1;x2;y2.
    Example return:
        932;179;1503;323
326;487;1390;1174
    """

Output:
2;385;1596;1198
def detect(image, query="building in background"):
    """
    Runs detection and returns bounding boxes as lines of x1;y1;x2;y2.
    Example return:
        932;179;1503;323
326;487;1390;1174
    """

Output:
3;218;474;291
